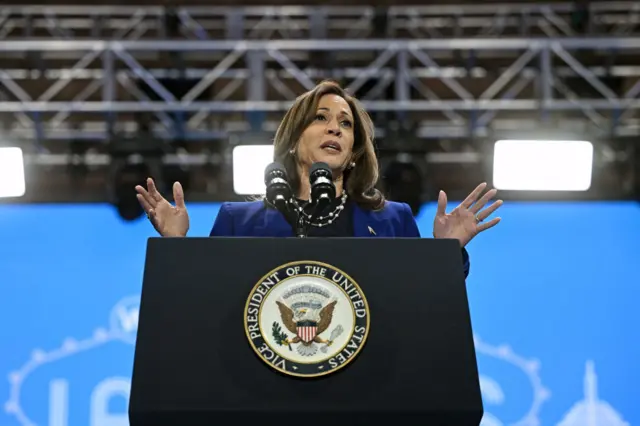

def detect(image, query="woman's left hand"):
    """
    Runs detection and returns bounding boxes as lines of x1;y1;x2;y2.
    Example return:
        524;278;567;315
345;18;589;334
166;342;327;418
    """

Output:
433;182;503;248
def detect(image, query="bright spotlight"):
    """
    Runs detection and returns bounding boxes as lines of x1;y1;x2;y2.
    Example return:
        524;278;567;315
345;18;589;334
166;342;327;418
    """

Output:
493;139;594;191
0;147;26;198
232;145;274;195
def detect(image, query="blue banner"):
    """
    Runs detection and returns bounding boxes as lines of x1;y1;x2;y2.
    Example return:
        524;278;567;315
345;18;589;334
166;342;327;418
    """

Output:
0;201;637;426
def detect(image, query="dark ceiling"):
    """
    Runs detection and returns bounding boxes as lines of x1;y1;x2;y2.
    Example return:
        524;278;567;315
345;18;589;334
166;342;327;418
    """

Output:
11;0;581;5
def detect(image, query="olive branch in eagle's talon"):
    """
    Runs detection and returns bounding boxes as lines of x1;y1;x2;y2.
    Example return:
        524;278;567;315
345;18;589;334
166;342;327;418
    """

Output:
271;322;293;351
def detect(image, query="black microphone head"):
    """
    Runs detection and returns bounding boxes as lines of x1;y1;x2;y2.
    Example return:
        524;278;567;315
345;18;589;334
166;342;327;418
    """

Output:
309;162;331;178
264;162;287;184
264;162;293;208
309;162;335;204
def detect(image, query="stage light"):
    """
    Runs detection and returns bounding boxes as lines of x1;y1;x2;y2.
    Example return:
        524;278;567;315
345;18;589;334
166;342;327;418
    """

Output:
111;160;151;221
382;155;423;216
493;139;593;191
232;145;274;195
107;135;167;221
0;147;26;198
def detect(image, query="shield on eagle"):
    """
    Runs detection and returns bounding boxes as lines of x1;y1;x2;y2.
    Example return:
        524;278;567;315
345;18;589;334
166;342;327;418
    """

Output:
296;321;318;343
275;288;338;351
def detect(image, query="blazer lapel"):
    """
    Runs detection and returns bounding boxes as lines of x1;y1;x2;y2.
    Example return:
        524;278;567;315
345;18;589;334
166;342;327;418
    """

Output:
353;203;388;237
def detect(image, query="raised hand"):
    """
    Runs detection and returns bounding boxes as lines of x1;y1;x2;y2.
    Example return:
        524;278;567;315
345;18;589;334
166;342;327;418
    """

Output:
135;178;190;237
433;182;503;248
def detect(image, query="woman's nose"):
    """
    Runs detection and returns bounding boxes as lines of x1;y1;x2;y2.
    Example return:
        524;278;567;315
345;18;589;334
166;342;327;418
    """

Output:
326;122;341;136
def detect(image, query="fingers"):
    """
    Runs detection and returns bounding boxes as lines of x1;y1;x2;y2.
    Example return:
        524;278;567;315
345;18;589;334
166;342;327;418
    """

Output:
461;182;488;209
136;193;154;214
135;178;162;230
136;193;160;227
135;183;156;209
436;190;447;217
146;178;164;202
173;181;186;209
470;188;498;214
135;177;164;209
477;217;501;233
475;196;503;233
476;199;503;221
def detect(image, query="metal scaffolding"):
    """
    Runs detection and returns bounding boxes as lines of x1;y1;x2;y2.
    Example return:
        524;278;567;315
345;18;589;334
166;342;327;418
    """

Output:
0;4;636;204
0;2;639;40
1;37;640;142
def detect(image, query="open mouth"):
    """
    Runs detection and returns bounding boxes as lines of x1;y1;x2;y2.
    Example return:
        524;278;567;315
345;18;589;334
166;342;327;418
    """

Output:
320;141;342;153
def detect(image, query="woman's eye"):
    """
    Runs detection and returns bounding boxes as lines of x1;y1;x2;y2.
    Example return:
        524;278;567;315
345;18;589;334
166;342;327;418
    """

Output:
315;114;351;128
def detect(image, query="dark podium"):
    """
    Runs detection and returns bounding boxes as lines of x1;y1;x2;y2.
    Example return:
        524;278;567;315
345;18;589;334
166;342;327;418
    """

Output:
129;237;483;426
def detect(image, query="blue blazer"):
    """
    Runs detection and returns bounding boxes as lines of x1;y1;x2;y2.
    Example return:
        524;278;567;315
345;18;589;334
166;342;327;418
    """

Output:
209;200;470;277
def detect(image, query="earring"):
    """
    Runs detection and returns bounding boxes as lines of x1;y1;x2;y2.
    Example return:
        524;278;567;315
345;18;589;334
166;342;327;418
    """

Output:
289;149;295;155
350;162;356;169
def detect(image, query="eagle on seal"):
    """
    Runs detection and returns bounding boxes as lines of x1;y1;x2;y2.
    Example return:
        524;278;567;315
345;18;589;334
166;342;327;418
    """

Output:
276;300;336;356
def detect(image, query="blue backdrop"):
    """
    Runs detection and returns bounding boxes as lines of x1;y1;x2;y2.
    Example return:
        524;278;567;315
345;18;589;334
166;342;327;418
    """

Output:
0;201;637;426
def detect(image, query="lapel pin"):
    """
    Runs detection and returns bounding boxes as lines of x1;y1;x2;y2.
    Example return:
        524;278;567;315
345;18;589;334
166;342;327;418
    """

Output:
368;226;376;235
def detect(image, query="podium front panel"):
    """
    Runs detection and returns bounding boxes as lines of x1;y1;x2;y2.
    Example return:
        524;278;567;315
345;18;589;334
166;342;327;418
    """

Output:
129;237;483;426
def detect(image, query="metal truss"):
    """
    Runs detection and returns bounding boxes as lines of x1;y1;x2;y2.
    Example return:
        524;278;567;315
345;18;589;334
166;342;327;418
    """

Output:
2;37;640;142
1;2;640;40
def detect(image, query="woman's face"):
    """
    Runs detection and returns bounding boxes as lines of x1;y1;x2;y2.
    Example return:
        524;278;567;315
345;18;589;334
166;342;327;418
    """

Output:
295;94;355;173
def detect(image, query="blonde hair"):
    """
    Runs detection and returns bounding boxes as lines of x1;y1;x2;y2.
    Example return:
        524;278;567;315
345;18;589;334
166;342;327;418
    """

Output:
272;80;385;211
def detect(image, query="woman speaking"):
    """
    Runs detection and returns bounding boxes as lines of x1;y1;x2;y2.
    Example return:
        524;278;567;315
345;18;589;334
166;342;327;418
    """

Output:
134;80;503;277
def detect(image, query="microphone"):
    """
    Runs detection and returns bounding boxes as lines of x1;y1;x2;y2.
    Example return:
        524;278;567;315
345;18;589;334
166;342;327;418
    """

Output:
309;162;335;215
264;162;306;237
264;162;293;212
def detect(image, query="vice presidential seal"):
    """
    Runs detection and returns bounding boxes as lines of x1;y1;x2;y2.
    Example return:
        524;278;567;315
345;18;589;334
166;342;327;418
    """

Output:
244;261;370;378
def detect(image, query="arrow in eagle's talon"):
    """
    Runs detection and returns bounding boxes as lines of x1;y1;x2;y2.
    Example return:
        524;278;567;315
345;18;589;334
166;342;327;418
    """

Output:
320;325;344;353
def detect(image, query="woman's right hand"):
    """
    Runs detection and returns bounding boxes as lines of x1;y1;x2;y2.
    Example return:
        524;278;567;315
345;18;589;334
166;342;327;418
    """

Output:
135;178;190;237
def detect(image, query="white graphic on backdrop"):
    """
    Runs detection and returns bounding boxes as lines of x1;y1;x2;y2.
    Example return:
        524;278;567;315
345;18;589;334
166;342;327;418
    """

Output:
556;361;630;426
478;376;505;426
8;300;629;426
474;335;551;426
4;295;140;426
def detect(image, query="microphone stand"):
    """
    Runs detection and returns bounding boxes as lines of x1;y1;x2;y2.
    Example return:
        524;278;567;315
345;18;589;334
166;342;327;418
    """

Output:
294;212;308;238
308;194;330;226
267;194;306;238
286;205;311;238
293;195;330;239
